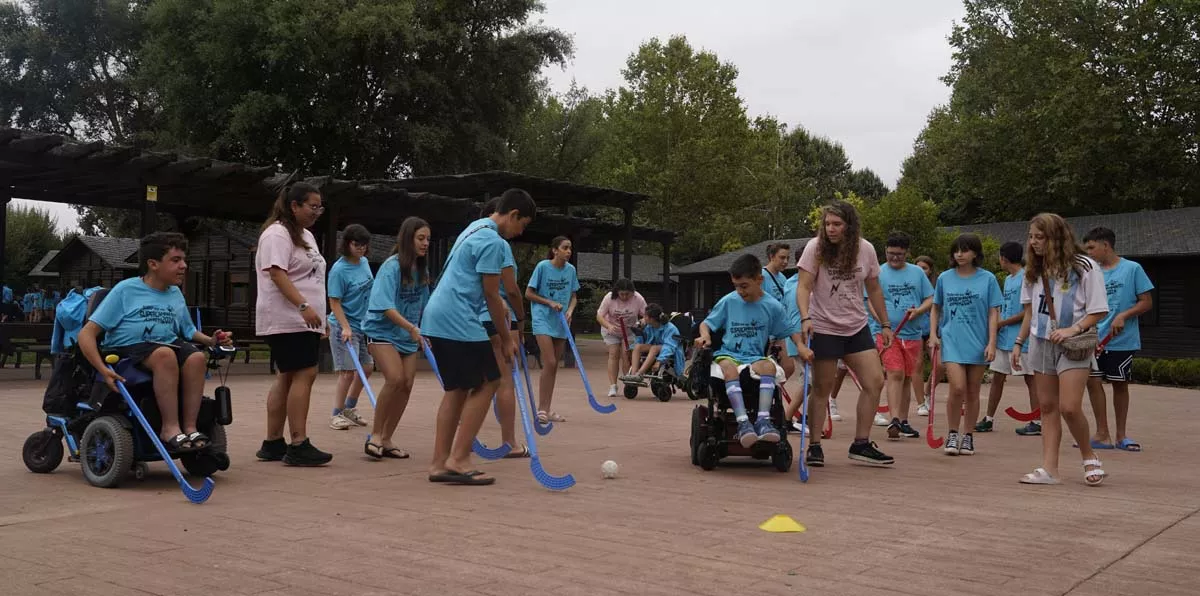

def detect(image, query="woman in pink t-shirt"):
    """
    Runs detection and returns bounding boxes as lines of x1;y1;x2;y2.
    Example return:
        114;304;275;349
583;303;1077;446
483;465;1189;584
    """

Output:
786;200;895;468
253;182;331;467
594;279;646;397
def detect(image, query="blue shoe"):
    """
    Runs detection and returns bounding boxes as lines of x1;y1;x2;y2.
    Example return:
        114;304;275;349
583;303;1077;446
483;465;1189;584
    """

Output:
754;418;780;443
736;420;759;448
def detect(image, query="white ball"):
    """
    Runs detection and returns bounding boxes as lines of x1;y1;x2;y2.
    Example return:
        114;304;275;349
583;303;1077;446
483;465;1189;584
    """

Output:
601;460;619;479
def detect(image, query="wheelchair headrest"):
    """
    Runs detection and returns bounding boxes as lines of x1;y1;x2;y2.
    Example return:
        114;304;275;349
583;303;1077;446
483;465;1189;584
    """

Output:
85;288;111;320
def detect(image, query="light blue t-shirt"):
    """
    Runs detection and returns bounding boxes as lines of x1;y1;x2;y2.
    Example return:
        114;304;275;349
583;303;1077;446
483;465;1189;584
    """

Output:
422;218;506;343
528;260;580;339
865;290;882;336
657;322;682;367
703;292;794;364
88;277;198;349
783;274;804;356
762;268;788;304
2;285;11;303
326;256;374;331
480;241;518;324
362;255;430;354
997;269;1029;353
933;268;1004;365
878;263;934;341
1097;258;1154;352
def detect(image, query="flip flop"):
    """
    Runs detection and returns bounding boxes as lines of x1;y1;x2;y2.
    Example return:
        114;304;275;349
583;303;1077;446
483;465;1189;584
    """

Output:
428;470;494;485
1072;439;1115;449
1116;438;1141;452
364;439;384;459
382;447;410;459
502;444;531;459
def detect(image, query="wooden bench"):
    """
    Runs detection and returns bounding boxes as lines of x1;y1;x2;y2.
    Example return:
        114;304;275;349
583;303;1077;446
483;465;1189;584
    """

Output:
0;323;54;379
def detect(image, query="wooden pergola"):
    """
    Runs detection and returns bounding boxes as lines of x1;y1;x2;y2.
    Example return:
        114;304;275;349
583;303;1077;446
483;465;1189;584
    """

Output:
0;127;675;301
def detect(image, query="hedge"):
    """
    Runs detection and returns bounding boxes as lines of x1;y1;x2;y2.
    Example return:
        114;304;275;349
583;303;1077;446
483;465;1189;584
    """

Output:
1133;358;1200;387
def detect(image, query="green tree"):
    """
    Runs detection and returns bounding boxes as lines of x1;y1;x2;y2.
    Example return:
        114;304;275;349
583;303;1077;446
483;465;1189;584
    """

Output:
902;0;1200;224
845;167;889;202
4;203;66;288
507;82;608;185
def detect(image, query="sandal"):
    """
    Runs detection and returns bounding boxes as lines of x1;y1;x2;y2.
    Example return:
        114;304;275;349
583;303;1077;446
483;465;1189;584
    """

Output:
537;411;550;425
1019;467;1060;485
382;447;410;459
186;431;210;450
428;470;495;485
1083;459;1106;486
547;412;567;422
1116;438;1141;452
364;438;384;459
162;433;194;454
502;444;531;459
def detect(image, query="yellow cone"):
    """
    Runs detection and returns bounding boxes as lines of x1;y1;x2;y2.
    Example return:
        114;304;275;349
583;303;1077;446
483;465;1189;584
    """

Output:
759;515;806;533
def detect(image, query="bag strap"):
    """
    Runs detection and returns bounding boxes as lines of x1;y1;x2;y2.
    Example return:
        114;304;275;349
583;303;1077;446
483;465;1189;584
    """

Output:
434;222;494;287
764;268;785;297
1042;275;1057;325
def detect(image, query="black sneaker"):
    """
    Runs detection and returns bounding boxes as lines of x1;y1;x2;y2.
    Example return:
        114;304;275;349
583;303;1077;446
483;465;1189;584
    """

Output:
806;444;825;467
899;421;920;438
975;417;994;432
283;439;333;467
886;418;901;441
256;438;287;461
1016;422;1042;436
848;440;895;466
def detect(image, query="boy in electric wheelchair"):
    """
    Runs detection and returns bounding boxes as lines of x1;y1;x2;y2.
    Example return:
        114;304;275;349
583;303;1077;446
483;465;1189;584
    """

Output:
694;254;812;448
77;233;234;454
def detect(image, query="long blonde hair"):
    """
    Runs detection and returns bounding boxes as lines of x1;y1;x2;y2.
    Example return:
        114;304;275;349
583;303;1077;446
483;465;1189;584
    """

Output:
1024;212;1091;284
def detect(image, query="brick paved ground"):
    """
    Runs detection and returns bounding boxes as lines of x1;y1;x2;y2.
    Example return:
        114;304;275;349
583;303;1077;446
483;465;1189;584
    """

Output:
1;340;1197;595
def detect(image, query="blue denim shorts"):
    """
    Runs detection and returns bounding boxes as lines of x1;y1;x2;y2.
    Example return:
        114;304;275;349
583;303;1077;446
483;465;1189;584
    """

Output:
328;321;373;371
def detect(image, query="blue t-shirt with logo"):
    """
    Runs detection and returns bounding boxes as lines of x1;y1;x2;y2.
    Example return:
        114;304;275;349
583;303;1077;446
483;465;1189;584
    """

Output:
997;269;1029;353
527;260;580;339
422;218;506;343
657;322;682;367
480;241;518;324
878;263;934;341
2;285;11;303
326;256;374;332
88;278;198;349
762;268;788;304
1097;258;1154;352
703;292;794;364
933;268;1004;365
363;255;430;353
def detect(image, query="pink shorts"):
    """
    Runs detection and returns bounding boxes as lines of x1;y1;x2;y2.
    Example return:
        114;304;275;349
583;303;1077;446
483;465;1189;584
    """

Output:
875;335;922;376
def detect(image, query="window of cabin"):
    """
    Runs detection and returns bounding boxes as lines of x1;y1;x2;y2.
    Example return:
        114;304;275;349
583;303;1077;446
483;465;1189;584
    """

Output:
230;271;250;306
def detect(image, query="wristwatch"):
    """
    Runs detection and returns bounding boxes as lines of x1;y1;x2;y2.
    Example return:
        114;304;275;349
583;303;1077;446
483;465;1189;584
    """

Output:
298;302;309;312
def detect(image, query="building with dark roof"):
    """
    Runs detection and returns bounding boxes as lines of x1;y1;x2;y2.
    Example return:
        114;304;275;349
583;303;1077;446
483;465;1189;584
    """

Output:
42;236;139;289
674;237;810;312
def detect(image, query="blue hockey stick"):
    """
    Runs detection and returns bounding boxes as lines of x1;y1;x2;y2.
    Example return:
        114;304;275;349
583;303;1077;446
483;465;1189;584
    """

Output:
105;356;214;504
518;340;552;435
558;311;615;414
344;341;378;409
421;339;512;460
511;356;574;491
798;337;813;483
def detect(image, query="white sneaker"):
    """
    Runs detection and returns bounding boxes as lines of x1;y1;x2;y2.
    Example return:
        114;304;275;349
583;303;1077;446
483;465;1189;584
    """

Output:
873;412;889;426
829;399;843;421
917;402;930;417
607;384;618;397
792;421;810;435
341;407;368;426
329;414;354;430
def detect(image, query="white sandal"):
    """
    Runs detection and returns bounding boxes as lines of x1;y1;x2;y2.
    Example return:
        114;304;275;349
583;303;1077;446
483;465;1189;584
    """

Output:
1019;467;1060;485
1083;459;1106;486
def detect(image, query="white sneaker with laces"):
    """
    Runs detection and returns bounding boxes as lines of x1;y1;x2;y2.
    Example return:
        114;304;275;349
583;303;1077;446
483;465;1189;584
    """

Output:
917;402;930;417
329;414;354;430
829;399;843;421
873;412;889;426
791;421;810;435
607;384;618;397
341;407;368;427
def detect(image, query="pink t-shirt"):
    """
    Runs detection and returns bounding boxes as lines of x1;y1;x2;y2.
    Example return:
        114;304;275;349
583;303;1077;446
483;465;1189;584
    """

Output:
255;222;327;336
797;237;881;336
597;291;646;340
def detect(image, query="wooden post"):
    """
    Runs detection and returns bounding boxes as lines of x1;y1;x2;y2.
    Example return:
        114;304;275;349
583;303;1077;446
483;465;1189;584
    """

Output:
611;239;620;286
662;241;672;311
623;204;634;280
141;185;158;237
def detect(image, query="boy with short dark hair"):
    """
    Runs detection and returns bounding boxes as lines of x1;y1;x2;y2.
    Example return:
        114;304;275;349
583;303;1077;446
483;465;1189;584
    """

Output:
976;241;1040;434
695;254;811;448
77;232;233;453
423;188;535;485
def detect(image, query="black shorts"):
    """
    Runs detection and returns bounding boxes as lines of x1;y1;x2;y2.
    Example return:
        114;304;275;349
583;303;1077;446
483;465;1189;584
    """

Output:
1091;349;1136;382
427;336;500;391
483;320;519;337
264;331;321;373
114;339;201;369
811;326;875;361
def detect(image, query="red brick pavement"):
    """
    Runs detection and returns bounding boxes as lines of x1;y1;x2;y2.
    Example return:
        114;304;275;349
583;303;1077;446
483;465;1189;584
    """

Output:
1;340;1198;595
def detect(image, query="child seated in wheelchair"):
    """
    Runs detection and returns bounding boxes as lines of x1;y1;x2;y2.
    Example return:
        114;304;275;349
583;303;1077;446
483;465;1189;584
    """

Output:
694;254;811;448
75;233;233;455
621;304;680;382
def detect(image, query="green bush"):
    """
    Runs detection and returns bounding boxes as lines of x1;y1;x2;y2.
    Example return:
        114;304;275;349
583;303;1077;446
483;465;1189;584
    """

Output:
1151;359;1175;384
1131;357;1155;382
1136;358;1200;387
1172;360;1200;386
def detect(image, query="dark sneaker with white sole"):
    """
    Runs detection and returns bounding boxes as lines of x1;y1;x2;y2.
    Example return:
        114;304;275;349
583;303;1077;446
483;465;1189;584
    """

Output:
736;420;759;448
1016;422;1042;436
256;438;287;461
806;444;825;467
754;418;780;443
283;439;333;467
848;441;894;466
975;417;994;432
899;421;920;438
886;419;902;441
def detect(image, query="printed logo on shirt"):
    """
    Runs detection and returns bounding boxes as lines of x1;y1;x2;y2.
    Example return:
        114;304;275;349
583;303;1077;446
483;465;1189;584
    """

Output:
945;289;980;324
546;278;571;293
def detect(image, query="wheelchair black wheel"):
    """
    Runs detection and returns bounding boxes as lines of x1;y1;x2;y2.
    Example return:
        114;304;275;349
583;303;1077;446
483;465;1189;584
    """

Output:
22;429;64;473
653;382;671;402
623;384;638;399
772;441;793;473
690;406;707;466
181;424;228;478
697;438;718;471
80;416;133;489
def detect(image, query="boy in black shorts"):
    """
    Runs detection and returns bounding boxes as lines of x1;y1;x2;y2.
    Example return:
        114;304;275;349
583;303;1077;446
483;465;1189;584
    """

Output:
423;189;535;485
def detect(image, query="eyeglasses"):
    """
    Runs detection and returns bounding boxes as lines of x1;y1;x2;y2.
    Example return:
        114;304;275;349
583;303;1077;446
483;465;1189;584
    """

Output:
307;203;325;213
885;252;906;259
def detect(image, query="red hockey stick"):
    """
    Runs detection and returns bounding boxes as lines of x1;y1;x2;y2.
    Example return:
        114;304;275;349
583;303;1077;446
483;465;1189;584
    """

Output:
926;345;944;449
1005;330;1114;422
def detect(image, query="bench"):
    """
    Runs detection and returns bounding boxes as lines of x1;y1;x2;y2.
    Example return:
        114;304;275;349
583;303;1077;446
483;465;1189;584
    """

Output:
0;323;54;379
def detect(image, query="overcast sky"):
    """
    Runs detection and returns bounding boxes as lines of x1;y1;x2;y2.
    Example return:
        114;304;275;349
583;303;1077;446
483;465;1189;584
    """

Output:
15;0;965;235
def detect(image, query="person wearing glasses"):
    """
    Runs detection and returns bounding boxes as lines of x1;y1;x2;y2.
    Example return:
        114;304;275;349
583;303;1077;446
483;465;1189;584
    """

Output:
327;224;375;431
253;182;332;467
